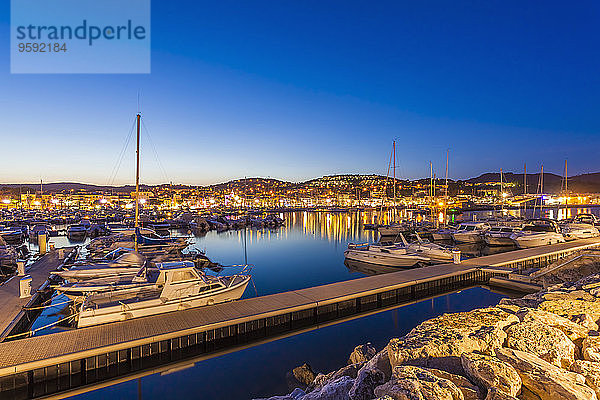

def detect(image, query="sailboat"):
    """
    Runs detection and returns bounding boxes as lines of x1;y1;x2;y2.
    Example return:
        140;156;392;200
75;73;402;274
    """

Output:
68;113;251;327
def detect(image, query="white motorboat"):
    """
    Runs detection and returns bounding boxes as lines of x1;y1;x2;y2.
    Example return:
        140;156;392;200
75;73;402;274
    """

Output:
451;222;490;244
510;219;565;249
484;226;520;246
344;242;430;267
560;214;600;240
51;252;146;281
76;261;251;328
402;234;454;263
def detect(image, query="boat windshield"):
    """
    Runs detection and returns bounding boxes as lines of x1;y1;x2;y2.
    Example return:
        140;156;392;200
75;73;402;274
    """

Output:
522;225;554;233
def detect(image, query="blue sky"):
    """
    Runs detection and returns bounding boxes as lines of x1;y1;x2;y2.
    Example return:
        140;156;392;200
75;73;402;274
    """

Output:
1;1;599;185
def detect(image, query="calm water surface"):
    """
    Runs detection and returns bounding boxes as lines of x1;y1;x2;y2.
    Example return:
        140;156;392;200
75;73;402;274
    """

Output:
53;211;509;400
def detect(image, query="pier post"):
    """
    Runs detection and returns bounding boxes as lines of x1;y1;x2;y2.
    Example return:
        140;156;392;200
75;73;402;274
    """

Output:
16;260;25;276
39;233;47;255
452;250;461;264
19;275;32;299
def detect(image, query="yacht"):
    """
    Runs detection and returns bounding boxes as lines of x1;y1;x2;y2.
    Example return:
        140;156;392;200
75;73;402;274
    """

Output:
559;214;600;240
484;226;520;246
344;242;430;267
510;219;565;248
402;234;454;263
76;261;251;328
431;226;456;241
451;222;490;244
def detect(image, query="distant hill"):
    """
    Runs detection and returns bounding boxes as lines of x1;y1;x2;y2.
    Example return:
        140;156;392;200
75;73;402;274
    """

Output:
466;172;600;193
3;172;600;194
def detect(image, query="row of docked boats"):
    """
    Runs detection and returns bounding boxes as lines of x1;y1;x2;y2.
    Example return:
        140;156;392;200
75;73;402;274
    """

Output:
430;214;599;248
50;228;252;328
344;233;455;267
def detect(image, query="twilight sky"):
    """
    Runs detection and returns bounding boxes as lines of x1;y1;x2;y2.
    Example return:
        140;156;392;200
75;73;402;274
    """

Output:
1;1;599;185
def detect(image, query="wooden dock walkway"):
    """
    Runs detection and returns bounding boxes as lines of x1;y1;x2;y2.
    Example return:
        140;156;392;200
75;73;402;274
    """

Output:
0;238;599;398
0;248;76;340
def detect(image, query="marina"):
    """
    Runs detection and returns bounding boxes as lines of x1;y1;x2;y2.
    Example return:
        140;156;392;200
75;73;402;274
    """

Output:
0;235;598;398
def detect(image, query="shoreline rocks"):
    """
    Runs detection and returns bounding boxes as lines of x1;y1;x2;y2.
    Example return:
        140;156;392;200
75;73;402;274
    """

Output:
256;271;600;400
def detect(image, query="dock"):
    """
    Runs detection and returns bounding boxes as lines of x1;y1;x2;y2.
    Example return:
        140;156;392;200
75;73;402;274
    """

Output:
0;248;77;341
0;238;599;399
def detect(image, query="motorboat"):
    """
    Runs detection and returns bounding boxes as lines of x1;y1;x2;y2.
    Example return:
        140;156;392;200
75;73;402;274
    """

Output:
510;219;565;249
402;234;454;263
451;222;490;244
51;252;146;281
559;214;600;240
0;227;24;243
344;242;430;267
76;261;252;328
431;226;456;241
377;222;411;237
67;224;89;240
484;226;520;246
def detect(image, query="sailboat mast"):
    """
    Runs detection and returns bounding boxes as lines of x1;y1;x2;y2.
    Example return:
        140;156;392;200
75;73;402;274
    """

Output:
135;113;141;252
392;140;396;207
500;168;504;211
523;163;527;216
444;149;448;201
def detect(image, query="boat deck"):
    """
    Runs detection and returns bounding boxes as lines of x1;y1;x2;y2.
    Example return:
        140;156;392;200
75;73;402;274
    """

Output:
0;238;599;378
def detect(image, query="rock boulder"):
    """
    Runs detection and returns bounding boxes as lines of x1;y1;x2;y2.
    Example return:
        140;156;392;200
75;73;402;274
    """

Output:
460;352;521;397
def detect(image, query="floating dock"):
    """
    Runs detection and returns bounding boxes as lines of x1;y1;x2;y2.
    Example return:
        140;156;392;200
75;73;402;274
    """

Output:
0;238;599;399
0;248;77;342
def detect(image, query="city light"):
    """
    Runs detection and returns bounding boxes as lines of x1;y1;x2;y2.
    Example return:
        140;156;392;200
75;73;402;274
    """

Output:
1;199;10;204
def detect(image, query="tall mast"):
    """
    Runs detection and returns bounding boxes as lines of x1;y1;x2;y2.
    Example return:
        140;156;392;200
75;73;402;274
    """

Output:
392;140;396;207
444;149;448;201
523;163;527;216
500;168;504;211
564;159;568;192
135;113;141;253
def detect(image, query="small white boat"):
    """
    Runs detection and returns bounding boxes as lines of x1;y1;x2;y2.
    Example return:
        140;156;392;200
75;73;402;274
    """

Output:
484;226;519;246
76;261;251;328
451;222;490;244
51;252;145;281
403;234;454;263
560;214;600;240
344;242;430;267
510;219;565;248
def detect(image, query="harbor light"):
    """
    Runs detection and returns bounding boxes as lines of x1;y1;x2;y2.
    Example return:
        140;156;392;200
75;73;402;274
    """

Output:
100;198;107;204
502;192;508;198
1;199;10;204
139;198;146;204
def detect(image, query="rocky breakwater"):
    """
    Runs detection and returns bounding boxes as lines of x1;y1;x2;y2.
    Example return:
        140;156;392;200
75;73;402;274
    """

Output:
257;272;600;400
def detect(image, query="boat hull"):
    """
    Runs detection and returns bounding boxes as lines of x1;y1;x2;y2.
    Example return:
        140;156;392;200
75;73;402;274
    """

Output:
452;232;484;244
512;234;565;249
77;277;251;328
343;249;428;267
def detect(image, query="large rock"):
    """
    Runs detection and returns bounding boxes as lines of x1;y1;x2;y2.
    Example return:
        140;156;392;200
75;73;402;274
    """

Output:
505;320;575;368
303;376;355;400
292;363;317;387
308;363;363;392
254;388;305;400
348;343;377;365
571;313;599;331
495;347;597;400
537;290;600;323
387;308;518;374
427;368;482;400
348;362;385;400
517;308;589;345
460;352;521;397
571;360;600;398
484;388;519;400
373;366;464;400
583;336;600;362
